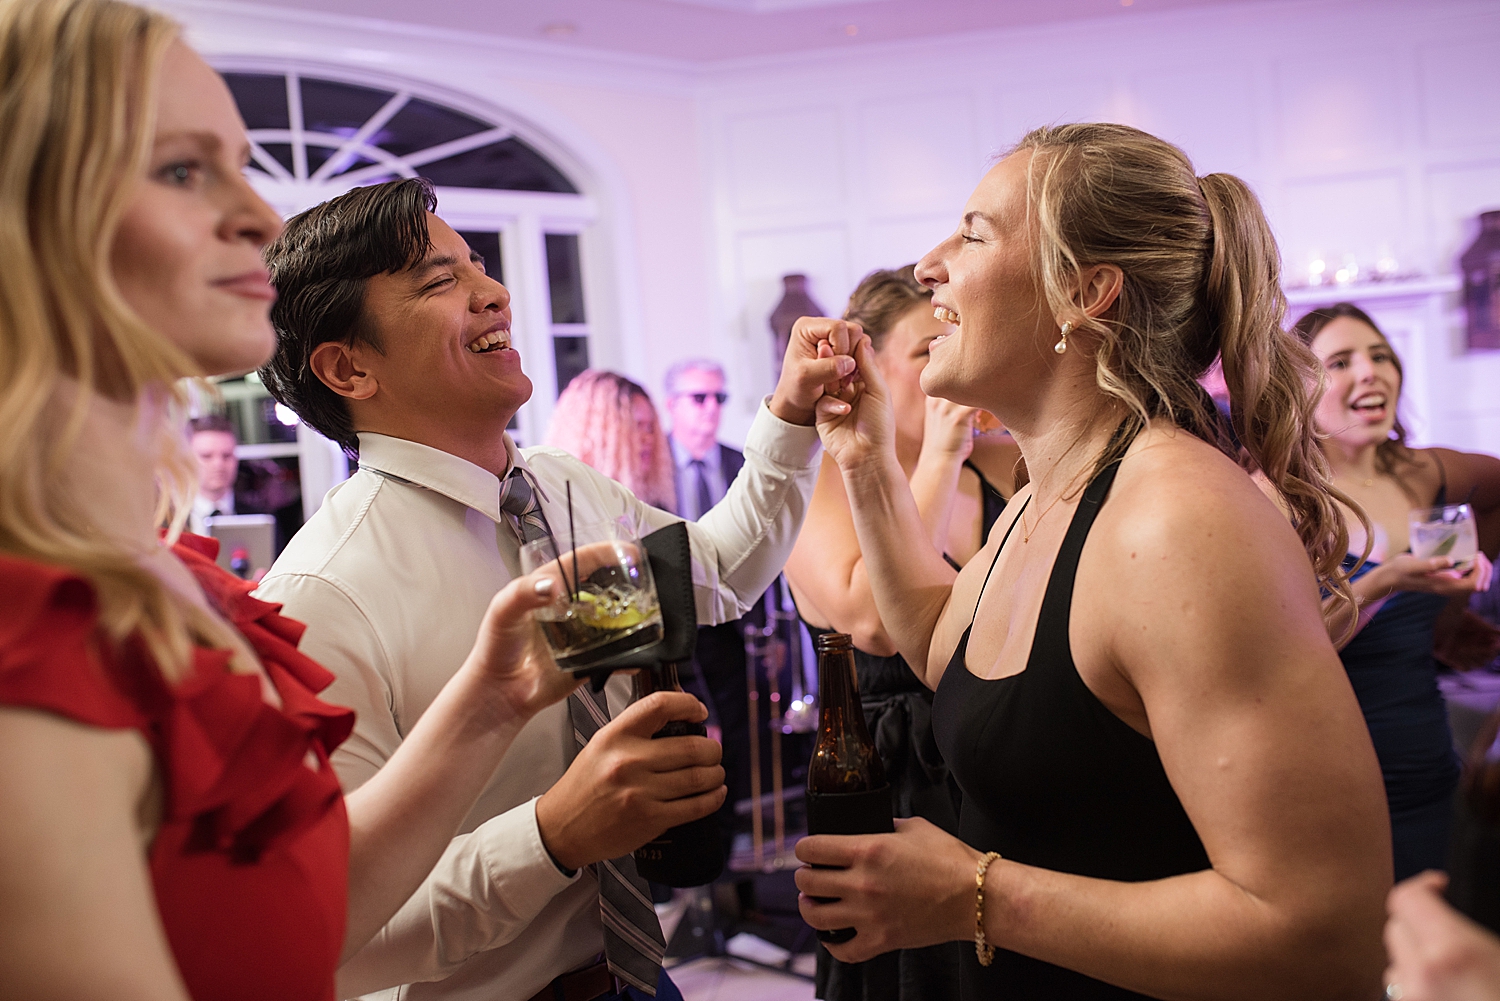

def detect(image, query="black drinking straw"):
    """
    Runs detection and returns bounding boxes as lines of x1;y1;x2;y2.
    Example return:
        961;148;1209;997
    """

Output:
567;481;580;602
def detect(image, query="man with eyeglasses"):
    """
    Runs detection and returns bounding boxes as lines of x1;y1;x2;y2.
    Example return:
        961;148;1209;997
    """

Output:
663;358;761;867
664;359;733;521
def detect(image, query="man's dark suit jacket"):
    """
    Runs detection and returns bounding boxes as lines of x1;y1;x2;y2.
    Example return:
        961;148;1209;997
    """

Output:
671;442;744;519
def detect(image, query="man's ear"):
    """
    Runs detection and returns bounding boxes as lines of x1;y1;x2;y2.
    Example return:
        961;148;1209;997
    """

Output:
308;340;378;401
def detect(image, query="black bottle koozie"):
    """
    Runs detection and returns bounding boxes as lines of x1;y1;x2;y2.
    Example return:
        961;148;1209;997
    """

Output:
631;716;728;887
805;785;894;943
806;786;895;837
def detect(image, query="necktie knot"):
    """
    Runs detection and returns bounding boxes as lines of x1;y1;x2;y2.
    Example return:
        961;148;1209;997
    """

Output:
499;468;552;544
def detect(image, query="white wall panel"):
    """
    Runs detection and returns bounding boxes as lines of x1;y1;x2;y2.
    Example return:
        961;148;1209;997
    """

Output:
856;216;956;280
1426;161;1500;272
1130;66;1261;176
1274;51;1403;165
857;94;980;220
1418;41;1500;148
994;73;1132;147
702;2;1499;453
1276;172;1408;284
725;107;845;216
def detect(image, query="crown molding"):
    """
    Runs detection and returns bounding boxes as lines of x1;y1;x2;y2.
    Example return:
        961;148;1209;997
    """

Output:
153;0;705;94
157;0;1500;98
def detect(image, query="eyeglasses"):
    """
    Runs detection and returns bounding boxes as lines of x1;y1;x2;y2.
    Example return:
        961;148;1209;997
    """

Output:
681;392;727;406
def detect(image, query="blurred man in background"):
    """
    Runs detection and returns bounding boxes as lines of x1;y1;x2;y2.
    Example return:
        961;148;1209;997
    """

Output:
664;359;758;851
665;359;733;520
187;414;239;536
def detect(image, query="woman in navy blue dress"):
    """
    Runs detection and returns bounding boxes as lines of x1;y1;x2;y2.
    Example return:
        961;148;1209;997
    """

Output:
1294;303;1500;881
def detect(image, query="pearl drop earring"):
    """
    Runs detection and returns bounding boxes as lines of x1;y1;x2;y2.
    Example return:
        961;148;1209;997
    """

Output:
1054;321;1073;355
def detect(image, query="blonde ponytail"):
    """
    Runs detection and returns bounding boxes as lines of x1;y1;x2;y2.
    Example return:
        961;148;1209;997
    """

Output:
1198;173;1360;602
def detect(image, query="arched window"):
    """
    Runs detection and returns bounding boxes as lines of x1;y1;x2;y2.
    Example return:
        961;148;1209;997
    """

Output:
217;66;597;448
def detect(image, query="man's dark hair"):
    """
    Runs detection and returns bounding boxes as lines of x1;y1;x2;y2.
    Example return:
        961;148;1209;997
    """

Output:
187;413;236;439
260;178;437;458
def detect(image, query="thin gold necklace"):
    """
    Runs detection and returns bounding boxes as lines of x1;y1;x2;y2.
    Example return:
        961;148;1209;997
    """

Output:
1019;475;1083;543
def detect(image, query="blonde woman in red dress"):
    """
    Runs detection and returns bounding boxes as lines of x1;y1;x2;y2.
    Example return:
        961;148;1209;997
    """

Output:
0;3;703;997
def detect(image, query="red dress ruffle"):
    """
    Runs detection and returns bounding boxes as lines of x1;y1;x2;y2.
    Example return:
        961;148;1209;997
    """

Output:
0;535;354;1001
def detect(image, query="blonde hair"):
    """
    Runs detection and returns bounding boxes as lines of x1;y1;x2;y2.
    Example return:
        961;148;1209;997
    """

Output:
1012;123;1355;601
0;0;236;681
546;370;677;513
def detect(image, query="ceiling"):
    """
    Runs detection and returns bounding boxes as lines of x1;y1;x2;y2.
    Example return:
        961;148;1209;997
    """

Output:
237;0;1275;64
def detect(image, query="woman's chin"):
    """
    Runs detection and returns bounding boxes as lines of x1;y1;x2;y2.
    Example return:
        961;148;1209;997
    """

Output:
193;327;277;379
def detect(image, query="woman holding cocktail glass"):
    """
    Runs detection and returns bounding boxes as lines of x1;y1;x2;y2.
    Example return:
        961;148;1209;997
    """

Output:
1293;303;1499;880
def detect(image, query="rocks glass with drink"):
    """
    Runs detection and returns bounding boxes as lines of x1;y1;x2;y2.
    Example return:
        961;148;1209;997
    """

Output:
1408;503;1479;570
520;518;664;673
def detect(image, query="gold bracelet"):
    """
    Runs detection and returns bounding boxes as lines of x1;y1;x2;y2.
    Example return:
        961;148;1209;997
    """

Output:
975;851;1002;967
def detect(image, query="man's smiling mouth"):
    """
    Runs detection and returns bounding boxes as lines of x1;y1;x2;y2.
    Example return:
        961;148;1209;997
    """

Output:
467;328;511;354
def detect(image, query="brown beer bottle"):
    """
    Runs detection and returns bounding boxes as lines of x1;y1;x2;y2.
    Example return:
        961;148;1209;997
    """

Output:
630;661;727;887
805;632;892;944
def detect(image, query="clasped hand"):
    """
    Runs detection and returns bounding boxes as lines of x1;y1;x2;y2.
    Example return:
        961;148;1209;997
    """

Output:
537;691;725;871
769;315;862;426
921;396;983;465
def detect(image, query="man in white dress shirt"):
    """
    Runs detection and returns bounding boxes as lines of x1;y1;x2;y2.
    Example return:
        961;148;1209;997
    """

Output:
254;179;857;1001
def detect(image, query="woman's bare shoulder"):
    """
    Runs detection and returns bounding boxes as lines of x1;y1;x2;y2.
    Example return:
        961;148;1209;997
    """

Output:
1100;427;1310;570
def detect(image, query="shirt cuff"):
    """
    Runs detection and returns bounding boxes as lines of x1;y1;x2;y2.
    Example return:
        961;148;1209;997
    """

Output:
746;396;822;470
478;797;580;894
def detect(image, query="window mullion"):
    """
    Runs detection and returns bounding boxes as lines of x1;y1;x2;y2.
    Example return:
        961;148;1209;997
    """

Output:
507;213;556;447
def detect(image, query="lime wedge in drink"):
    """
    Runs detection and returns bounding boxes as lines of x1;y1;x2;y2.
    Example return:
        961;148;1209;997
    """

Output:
1432;533;1457;557
573;589;646;631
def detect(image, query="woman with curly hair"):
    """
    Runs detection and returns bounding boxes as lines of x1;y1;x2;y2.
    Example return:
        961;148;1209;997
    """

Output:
793;123;1391;999
546;369;678;513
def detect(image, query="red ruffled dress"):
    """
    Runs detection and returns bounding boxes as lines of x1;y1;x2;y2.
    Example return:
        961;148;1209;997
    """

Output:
0;535;355;1001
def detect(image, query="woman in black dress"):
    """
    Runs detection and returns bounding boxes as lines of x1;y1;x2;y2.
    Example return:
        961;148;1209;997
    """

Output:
792;123;1392;1000
787;265;1020;1001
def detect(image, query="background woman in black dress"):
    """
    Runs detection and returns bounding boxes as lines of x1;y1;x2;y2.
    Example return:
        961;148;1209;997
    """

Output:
786;265;1020;1001
793;123;1391;999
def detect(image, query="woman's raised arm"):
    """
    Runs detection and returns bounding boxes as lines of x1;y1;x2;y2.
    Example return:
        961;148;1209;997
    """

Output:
815;336;973;688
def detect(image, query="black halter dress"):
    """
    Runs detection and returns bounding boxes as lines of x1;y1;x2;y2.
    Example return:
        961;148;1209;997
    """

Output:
931;460;1211;1000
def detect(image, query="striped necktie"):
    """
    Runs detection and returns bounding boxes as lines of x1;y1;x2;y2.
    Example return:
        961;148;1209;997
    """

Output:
689;459;713;522
568;687;667;995
497;467;666;995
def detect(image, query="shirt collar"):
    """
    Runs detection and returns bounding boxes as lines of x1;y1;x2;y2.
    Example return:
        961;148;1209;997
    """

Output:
355;432;522;524
670;435;720;473
194;492;232;516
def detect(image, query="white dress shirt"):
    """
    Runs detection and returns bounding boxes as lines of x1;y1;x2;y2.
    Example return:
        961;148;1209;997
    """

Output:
188;491;234;537
252;400;819;1001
